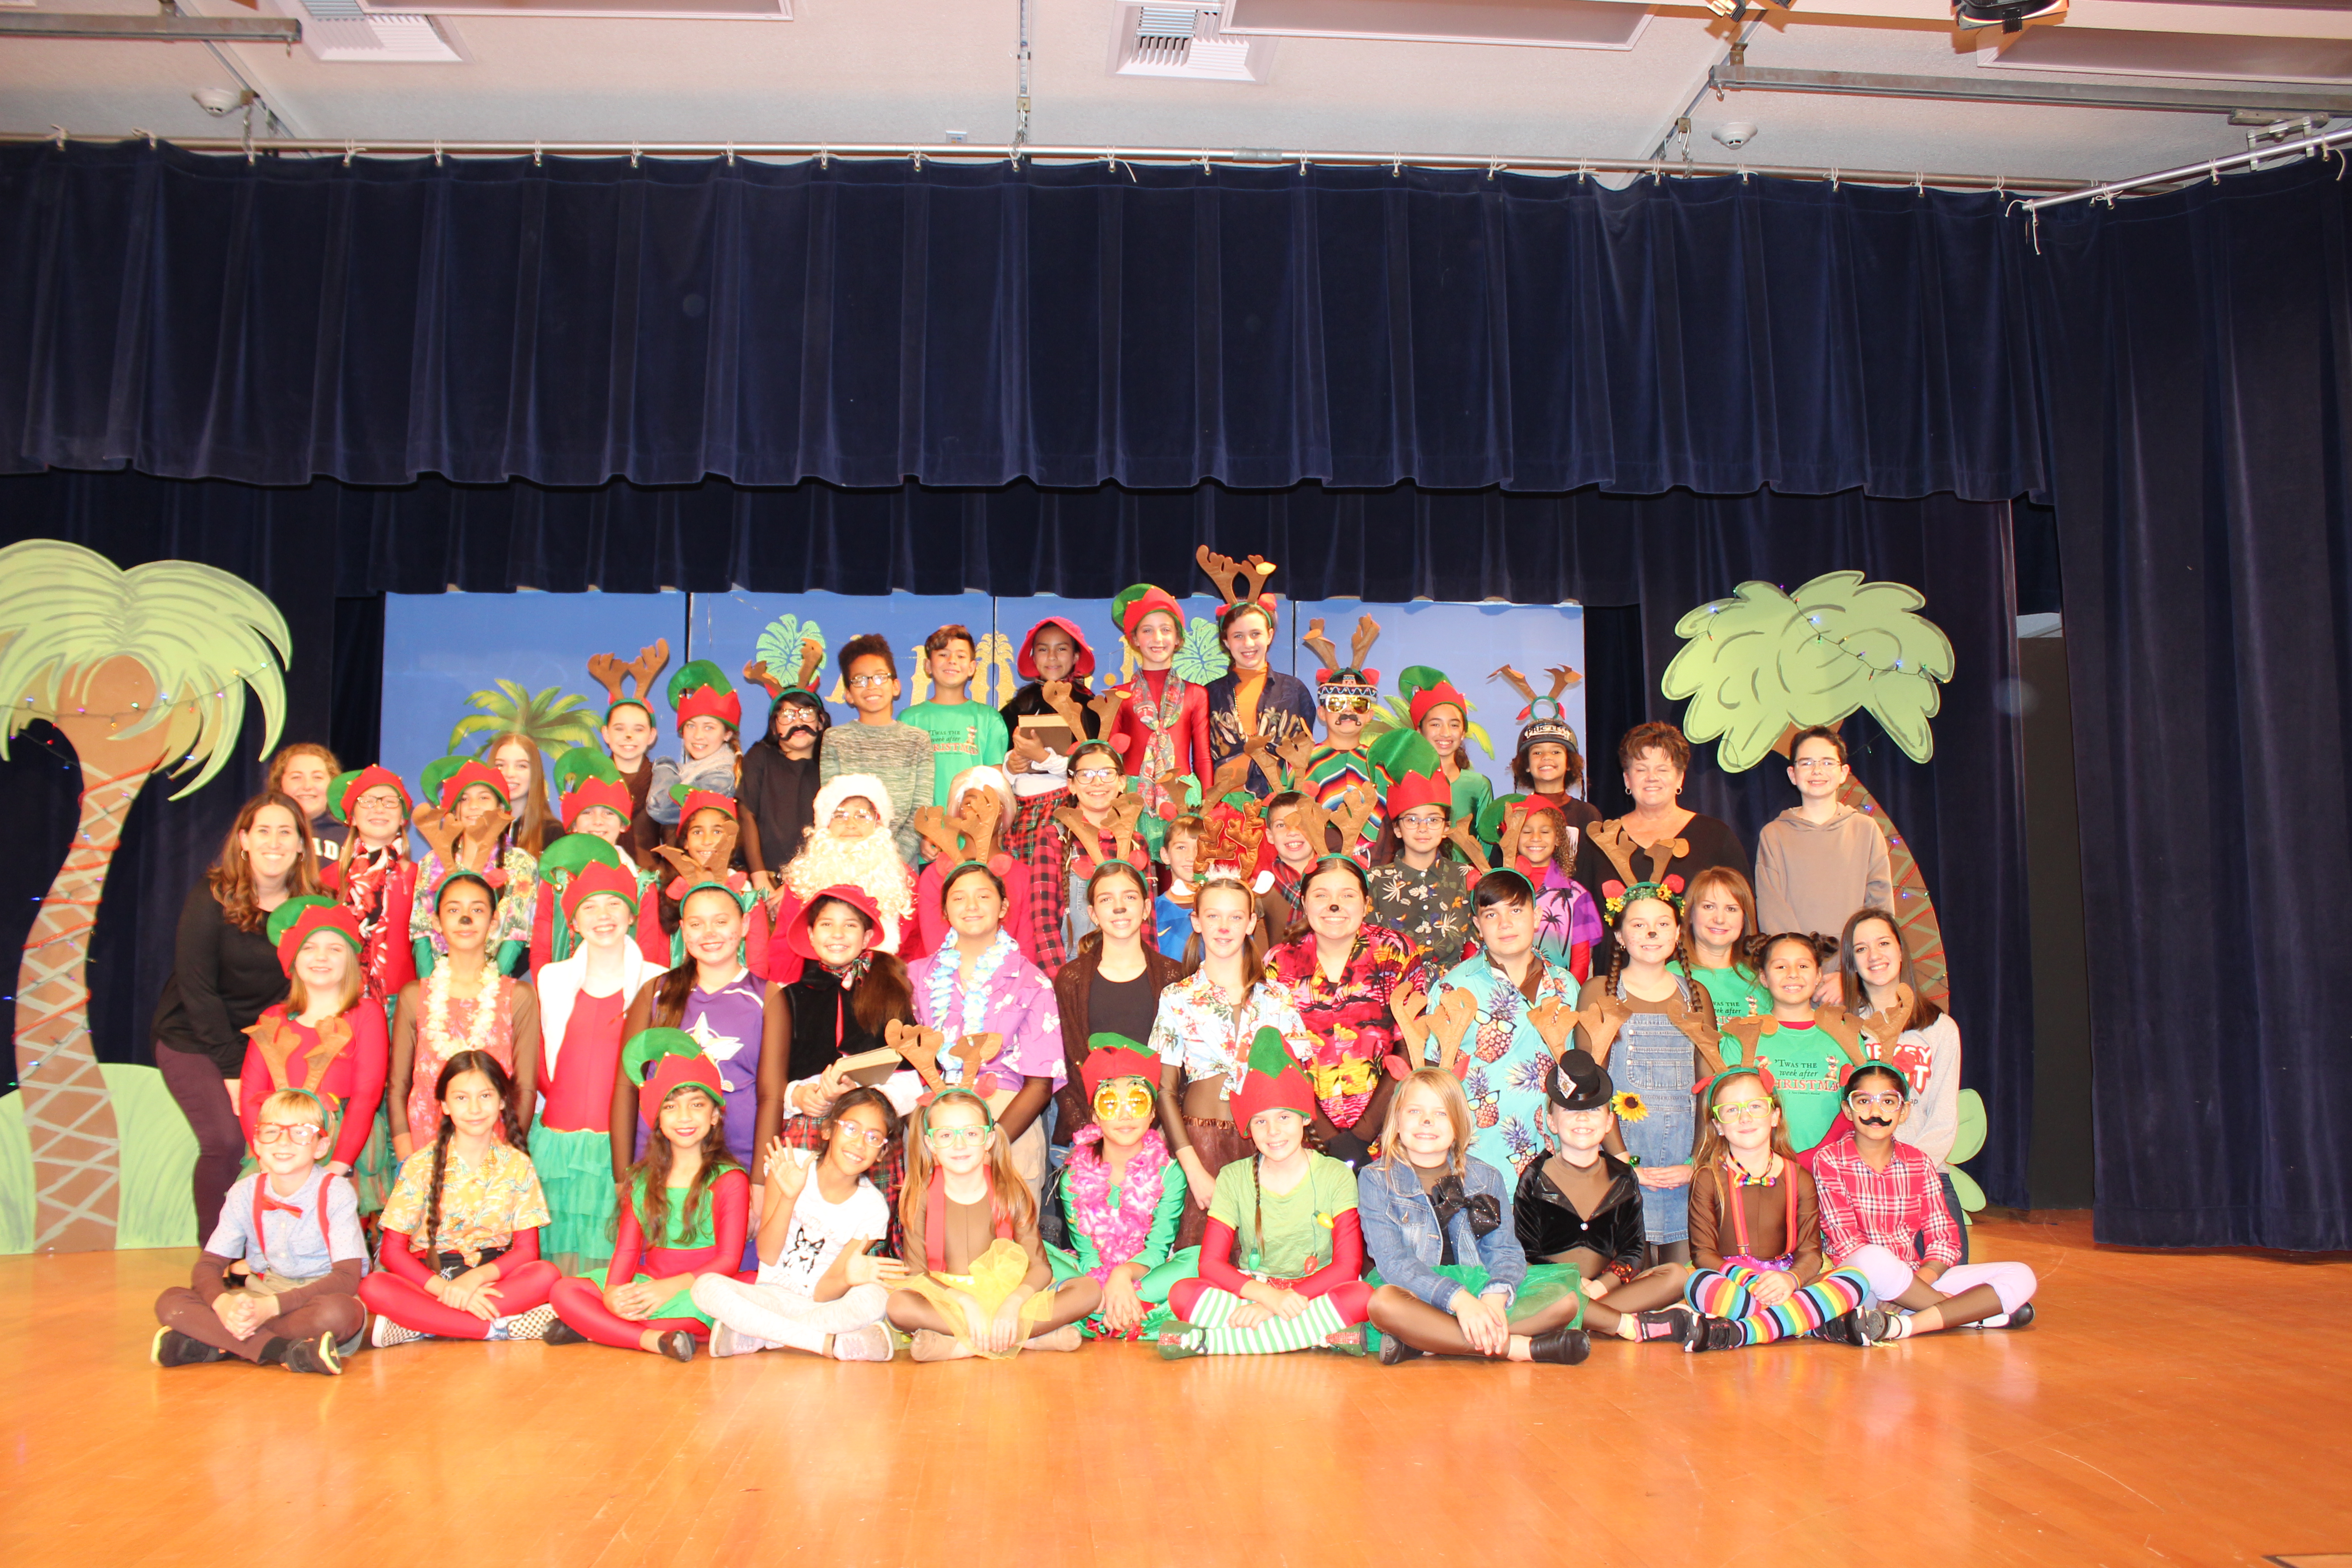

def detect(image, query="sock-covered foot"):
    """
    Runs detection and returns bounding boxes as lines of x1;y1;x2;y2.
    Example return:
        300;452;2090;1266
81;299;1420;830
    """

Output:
829;1323;896;1362
910;1329;974;1362
150;1328;227;1368
1155;1324;1205;1361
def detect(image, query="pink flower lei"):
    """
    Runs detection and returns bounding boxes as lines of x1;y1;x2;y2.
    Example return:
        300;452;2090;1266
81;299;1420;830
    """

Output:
1062;1123;1172;1282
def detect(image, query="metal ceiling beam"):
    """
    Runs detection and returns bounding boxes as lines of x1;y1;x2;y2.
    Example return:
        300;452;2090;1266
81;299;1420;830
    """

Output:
1713;63;2352;117
0;13;302;42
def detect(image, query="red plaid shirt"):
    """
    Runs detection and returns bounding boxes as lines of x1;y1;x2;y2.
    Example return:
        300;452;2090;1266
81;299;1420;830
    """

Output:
1006;793;1156;975
1809;1132;1962;1268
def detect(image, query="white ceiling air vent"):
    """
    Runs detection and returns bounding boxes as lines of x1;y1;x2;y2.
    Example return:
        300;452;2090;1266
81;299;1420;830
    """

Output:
1114;5;1272;82
267;0;466;61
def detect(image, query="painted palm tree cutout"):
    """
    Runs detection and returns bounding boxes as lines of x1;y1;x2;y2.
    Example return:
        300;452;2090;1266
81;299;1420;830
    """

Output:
1661;572;1957;1007
447;680;601;757
0;541;290;1252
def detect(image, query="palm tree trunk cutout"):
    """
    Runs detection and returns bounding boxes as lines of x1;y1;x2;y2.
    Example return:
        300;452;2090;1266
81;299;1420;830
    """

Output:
1661;572;1956;1010
0;540;291;1253
14;764;152;1250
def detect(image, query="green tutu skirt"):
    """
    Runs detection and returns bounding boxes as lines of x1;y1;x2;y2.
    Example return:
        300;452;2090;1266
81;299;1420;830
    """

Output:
350;1105;396;1215
531;1125;618;1276
1049;1245;1200;1340
1362;1261;1583;1351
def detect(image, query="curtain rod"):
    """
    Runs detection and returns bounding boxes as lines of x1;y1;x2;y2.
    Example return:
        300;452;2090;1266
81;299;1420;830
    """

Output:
0;132;2075;193
2019;120;2352;212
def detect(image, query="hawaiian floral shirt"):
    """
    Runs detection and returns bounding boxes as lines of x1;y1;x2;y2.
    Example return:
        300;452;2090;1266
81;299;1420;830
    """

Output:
1264;926;1432;1130
1368;858;1475;970
381;1140;550;1267
1426;951;1578;1176
1147;970;1317;1096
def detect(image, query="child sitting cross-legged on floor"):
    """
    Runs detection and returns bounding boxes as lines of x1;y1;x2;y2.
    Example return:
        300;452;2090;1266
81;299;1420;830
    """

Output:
151;1088;366;1376
691;1088;906;1362
1152;1029;1373;1360
360;1052;562;1348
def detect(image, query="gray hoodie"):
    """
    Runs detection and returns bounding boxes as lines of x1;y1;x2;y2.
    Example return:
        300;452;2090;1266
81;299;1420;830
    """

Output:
1754;804;1893;944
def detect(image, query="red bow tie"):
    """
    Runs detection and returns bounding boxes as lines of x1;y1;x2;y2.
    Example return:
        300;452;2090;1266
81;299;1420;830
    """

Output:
256;1192;307;1219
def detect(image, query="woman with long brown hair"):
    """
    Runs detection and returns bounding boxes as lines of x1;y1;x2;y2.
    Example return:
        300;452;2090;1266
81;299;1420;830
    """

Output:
485;731;557;857
153;791;320;1229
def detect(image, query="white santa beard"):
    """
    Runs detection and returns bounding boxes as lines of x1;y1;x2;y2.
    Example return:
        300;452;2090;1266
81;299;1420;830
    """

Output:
783;831;916;952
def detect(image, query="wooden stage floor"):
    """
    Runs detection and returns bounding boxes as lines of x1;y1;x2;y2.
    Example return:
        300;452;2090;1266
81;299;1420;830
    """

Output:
2;1214;2344;1568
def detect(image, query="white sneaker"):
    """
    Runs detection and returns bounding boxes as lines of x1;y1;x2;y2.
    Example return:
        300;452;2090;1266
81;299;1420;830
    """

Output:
829;1323;896;1362
492;1305;558;1342
709;1322;775;1358
370;1316;429;1350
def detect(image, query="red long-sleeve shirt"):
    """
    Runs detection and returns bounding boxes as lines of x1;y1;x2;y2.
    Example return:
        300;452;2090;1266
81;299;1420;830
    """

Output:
237;1006;389;1171
603;1167;751;1290
1196;1210;1365;1301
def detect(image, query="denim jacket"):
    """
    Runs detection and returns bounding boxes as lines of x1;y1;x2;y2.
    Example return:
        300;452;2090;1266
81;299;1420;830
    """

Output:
1357;1155;1530;1311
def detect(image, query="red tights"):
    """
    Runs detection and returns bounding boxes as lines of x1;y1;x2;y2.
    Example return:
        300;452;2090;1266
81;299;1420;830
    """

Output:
548;1274;742;1351
358;1262;560;1340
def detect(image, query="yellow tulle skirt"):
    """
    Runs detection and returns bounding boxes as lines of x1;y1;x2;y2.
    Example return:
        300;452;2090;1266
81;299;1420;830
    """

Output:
900;1239;1058;1360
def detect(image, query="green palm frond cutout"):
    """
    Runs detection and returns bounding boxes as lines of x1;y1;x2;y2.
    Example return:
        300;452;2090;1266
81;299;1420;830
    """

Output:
754;614;826;680
1171;618;1231;685
1662;573;1955;772
449;681;603;756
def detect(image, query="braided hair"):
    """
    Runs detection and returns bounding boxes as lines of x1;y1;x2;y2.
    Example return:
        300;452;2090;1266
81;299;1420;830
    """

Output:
419;1051;524;1260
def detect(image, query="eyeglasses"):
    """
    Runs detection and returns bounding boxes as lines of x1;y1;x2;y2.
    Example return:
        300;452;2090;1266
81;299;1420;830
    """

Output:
1846;1092;1904;1112
1793;758;1843;772
831;804;878;821
1073;767;1120;783
1712;1099;1772;1121
254;1122;324;1145
846;674;893;690
832;1119;891;1150
1396;812;1446;829
925;1125;988;1148
1092;1083;1156;1120
1321;696;1371;715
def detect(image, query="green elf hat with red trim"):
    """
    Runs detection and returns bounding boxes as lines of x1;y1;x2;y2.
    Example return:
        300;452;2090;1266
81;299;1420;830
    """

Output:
624;1028;727;1124
265;895;363;974
1230;1026;1317;1127
420;756;510;816
671;784;739;823
667;659;742;735
328;765;411;825
1111;584;1186;642
1079;1033;1162;1101
550;746;631;830
562;859;643;927
1368;729;1450;822
1398;666;1472;733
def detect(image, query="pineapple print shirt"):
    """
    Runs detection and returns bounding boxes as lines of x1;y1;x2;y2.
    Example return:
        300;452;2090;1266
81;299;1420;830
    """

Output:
1423;949;1578;1177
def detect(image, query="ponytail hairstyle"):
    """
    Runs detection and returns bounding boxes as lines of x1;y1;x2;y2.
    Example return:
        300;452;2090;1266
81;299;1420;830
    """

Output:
1744;930;1839;978
1178;877;1268;1004
625;1083;742;1247
418;1051;524;1258
1690;1067;1799;1174
653;883;748;1025
1074;859;1154;964
897;1088;1038;1255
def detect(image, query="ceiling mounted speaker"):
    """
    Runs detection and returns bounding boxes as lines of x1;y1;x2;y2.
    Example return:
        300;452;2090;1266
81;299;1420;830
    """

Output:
1954;0;2068;34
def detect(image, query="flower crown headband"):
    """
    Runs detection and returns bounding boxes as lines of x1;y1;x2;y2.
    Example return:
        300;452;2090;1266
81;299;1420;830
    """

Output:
1602;873;1685;922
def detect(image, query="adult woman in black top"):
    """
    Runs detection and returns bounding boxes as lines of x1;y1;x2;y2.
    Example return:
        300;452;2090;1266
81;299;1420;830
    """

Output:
1572;720;1751;970
774;883;916;1253
741;686;828;901
152;791;321;1230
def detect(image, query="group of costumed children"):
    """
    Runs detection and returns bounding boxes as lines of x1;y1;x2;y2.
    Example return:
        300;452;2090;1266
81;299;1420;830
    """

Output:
151;547;2031;1375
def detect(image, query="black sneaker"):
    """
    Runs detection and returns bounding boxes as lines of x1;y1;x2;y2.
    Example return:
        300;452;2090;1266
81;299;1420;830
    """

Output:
282;1332;344;1377
542;1318;588;1346
151;1328;226;1368
1527;1326;1592;1365
657;1328;696;1363
1377;1334;1425;1367
1632;1305;1698;1343
1686;1317;1744;1354
1811;1308;1886;1348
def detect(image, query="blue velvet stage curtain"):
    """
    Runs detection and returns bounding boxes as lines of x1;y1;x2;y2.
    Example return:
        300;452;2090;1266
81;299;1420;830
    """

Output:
0;143;2044;499
2029;157;2352;1250
0;469;2034;1208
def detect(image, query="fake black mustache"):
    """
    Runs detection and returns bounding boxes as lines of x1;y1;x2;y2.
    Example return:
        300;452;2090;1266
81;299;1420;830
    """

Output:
1857;1116;1896;1128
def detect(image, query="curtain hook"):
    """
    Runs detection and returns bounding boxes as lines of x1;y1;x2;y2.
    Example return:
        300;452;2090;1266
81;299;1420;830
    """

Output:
345;139;357;167
2029;208;2041;255
912;148;925;171
134;127;156;151
1391;156;1401;178
1648;158;1662;183
1299;152;1310;176
533;139;542;167
725;141;735;166
1740;166;1750;184
1830;167;1840;192
434;137;444;167
820;144;830;170
51;124;67;150
1914;171;1925;197
1490;156;1506;181
1578;160;1590;184
631;140;641;169
1199;148;1211;174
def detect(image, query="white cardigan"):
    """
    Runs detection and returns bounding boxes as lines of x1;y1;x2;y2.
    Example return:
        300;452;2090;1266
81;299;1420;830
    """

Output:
535;945;666;1083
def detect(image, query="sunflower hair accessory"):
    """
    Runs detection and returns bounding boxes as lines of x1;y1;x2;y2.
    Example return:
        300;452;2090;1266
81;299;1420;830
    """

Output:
1602;874;1686;921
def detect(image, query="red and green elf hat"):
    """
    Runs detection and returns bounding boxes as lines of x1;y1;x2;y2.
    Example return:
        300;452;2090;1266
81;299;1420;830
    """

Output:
562;859;643;928
420;756;510;816
550;746;632;830
1111;584;1186;642
265;895;363;974
1230;1026;1317;1127
1369;729;1450;821
328;765;411;824
624;1028;727;1123
1080;1033;1162;1101
671;784;739;823
1398;666;1472;732
667;659;742;734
